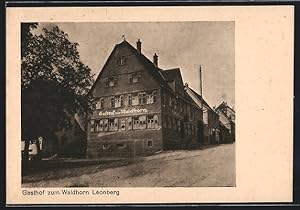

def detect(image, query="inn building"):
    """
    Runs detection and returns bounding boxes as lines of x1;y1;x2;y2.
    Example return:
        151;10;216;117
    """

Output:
86;39;204;158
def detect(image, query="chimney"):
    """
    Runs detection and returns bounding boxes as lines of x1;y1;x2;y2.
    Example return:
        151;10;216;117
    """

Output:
153;53;158;66
136;39;141;53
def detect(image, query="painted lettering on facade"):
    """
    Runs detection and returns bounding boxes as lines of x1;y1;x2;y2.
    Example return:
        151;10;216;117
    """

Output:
98;108;148;116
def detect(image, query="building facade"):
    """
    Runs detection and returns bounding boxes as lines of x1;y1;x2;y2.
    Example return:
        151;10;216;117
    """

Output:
185;86;221;145
86;39;203;158
216;101;235;143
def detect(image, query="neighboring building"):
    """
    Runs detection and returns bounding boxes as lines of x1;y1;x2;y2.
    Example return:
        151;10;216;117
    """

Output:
185;86;221;145
215;101;235;143
86;39;204;158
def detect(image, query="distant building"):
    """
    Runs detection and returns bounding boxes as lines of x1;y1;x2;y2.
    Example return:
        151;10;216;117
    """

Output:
185;86;221;145
86;39;204;158
215;101;235;143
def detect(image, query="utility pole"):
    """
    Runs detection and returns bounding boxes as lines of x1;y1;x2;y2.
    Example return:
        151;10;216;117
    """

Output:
200;65;203;110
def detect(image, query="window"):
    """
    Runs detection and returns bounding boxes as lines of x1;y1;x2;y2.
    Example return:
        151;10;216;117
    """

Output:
115;95;124;108
110;97;115;108
116;57;127;66
177;120;181;132
120;120;126;131
120;95;124;107
128;94;132;106
129;73;141;84
138;93;142;105
142;93;147;104
153;91;157;103
105;77;117;87
99;119;104;132
103;119;108;131
103;144;109;150
147;115;154;129
147;115;159;129
95;120;101;132
139;116;147;130
147;140;153;148
108;118;118;131
127;117;132;130
90;120;95;132
132;94;139;106
96;98;104;109
133;117;140;130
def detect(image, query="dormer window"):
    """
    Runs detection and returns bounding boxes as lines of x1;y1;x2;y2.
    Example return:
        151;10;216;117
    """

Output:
129;73;141;84
116;56;127;66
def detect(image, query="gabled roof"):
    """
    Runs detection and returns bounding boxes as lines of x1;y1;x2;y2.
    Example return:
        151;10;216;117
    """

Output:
89;40;167;94
88;40;201;110
161;68;184;87
216;101;235;113
188;87;215;112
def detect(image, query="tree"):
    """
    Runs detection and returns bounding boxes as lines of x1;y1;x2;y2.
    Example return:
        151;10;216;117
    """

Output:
21;24;95;161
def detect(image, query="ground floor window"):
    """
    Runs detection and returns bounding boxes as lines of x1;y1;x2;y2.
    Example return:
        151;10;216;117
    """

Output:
91;114;159;132
147;140;153;148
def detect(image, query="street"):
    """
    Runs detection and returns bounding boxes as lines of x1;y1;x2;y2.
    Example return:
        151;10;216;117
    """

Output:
22;143;235;187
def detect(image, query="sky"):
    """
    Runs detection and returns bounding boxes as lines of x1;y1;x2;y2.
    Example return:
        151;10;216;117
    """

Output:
38;22;235;108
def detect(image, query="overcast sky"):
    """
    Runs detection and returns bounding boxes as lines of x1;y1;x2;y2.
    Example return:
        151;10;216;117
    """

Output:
39;22;234;108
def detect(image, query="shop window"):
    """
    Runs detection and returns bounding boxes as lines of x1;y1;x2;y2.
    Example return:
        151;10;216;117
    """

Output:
116;56;127;66
147;140;153;148
90;120;95;132
139;116;147;130
129;73;141;84
116;143;126;149
128;94;132;106
96;98;104;109
127;117;133;130
120;120;126;131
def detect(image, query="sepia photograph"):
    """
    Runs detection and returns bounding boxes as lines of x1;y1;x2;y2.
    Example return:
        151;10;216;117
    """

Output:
21;21;235;188
6;6;293;204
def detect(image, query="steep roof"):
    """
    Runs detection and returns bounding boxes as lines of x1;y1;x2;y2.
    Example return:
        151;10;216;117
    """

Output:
89;40;200;109
161;68;184;87
216;101;235;113
89;40;167;94
189;87;215;112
